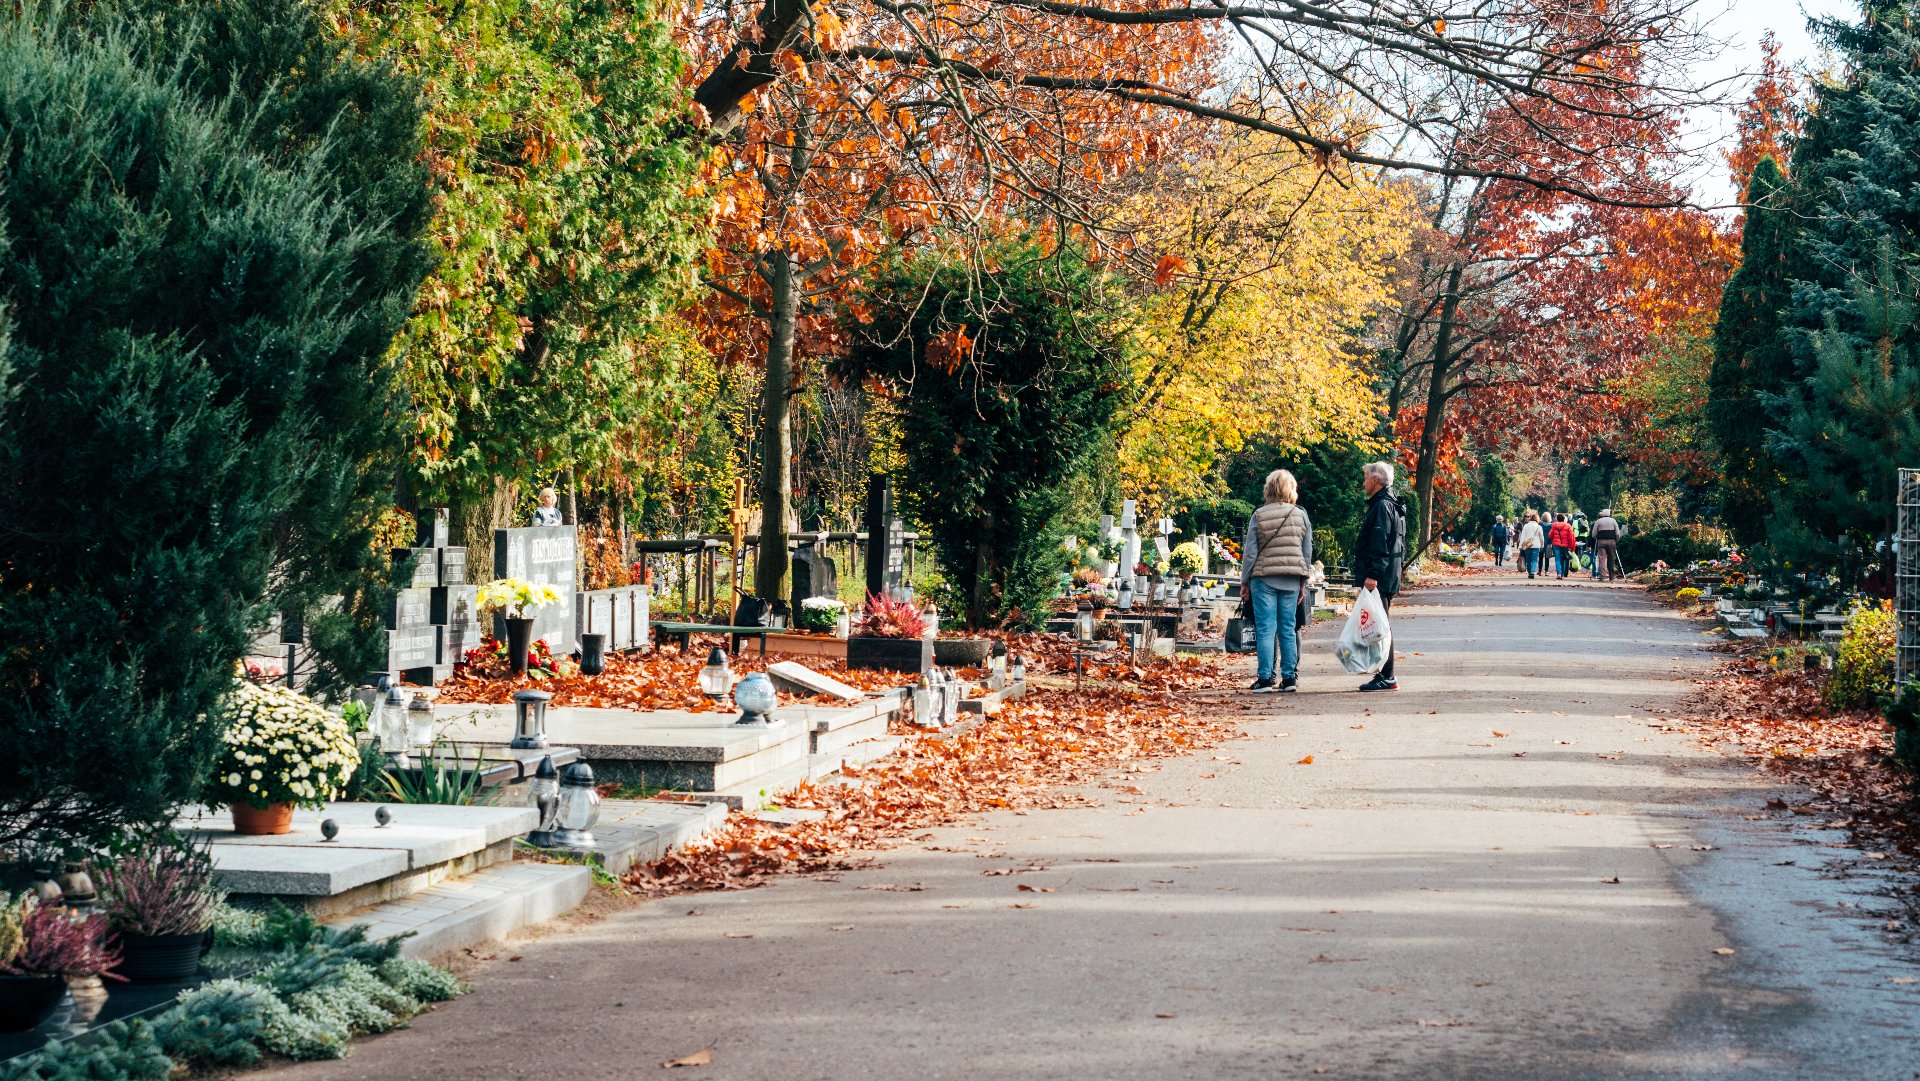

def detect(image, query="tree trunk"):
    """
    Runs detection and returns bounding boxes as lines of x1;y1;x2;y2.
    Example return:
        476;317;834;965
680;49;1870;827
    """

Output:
754;251;798;607
449;477;519;573
1412;262;1466;557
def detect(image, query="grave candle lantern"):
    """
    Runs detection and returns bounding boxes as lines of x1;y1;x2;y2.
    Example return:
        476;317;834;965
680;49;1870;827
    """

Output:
1075;605;1094;642
733;671;779;726
1116;580;1133;611
553;761;601;847
698;647;732;704
527;755;561;847
510;689;551;750
1010;655;1026;684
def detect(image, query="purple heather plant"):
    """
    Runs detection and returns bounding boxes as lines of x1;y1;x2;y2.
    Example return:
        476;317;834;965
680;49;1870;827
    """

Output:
0;896;121;979
96;833;226;938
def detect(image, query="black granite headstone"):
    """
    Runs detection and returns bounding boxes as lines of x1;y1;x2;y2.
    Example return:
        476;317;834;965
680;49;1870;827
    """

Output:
792;545;838;602
864;474;891;600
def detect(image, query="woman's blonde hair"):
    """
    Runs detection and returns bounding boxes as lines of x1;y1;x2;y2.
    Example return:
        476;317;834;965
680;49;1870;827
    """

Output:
1524;508;1539;521
1263;469;1299;504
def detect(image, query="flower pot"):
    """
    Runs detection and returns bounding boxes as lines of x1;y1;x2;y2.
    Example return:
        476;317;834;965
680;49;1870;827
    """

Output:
115;929;212;984
505;616;535;676
579;632;607;676
231;801;294;835
0;975;67;1033
932;637;992;668
846;635;934;674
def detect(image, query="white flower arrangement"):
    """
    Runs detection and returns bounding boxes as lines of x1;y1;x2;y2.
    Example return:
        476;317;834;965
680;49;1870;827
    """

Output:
795;596;847;632
208;678;359;810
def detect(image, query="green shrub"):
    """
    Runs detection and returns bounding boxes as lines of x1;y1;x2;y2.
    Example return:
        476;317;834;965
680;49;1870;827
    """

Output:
1616;527;1725;570
380;954;467;1002
1882;681;1920;773
1827;601;1897;709
152;979;282;1067
0;1020;171;1081
1312;528;1343;572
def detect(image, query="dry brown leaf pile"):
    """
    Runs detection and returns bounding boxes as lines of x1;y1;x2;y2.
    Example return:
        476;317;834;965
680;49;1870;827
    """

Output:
624;672;1235;895
1680;650;1920;858
438;644;921;712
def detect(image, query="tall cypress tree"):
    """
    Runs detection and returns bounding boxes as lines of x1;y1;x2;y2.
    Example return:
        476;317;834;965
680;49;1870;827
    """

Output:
1707;155;1798;545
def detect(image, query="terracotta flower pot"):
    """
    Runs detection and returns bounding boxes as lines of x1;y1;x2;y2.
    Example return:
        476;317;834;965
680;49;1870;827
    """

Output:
231;801;295;835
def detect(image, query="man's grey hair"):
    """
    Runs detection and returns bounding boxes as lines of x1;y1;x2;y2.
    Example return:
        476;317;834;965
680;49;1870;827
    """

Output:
1364;461;1395;488
1599;508;1612;518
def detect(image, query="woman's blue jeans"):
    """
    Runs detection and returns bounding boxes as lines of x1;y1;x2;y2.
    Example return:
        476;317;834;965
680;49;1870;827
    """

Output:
1553;546;1570;576
1249;578;1300;682
1523;548;1540;575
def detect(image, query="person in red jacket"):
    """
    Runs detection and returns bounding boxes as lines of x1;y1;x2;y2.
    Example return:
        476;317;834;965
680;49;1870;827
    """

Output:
1547;513;1577;579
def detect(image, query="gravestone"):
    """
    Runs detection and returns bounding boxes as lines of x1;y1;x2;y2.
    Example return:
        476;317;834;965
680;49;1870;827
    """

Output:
383;507;470;683
494;525;578;655
885;517;907;600
864;474;892;600
792;545;838;603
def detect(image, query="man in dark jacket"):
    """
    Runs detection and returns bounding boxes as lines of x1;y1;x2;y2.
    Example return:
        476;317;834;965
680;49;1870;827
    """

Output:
1489;516;1510;568
1353;460;1406;691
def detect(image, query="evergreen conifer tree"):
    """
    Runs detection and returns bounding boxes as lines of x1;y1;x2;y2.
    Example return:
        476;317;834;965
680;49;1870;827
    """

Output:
1707;156;1798;545
0;4;430;847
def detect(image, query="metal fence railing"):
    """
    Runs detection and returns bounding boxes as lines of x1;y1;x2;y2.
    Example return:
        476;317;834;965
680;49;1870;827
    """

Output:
1897;468;1920;684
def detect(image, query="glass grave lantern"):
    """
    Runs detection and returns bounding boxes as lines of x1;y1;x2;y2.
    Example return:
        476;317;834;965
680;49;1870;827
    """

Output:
1009;654;1027;685
510;689;551;750
405;688;437;751
1116;579;1134;610
379;685;412;766
1075;605;1095;642
733;671;779;726
553;761;601;847
698;647;733;705
527;755;562;847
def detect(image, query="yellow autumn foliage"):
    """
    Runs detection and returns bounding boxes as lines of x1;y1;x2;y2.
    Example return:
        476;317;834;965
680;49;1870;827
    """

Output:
1116;128;1413;510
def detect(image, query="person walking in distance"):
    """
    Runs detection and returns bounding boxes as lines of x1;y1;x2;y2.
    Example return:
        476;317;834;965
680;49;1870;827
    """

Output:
1239;469;1313;694
1353;461;1406;692
1592;508;1626;581
1489;515;1511;569
1518;510;1544;579
1548;513;1577;579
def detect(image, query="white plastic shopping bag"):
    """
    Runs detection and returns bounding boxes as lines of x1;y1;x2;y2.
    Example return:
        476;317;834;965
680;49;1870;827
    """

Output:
1334;588;1392;675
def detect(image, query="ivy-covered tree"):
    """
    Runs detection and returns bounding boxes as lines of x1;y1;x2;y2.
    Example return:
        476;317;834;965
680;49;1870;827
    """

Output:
1706;156;1798;545
325;0;705;540
842;238;1130;629
0;4;431;847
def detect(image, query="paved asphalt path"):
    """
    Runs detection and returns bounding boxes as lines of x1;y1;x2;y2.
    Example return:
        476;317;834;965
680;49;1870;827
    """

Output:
265;573;1920;1081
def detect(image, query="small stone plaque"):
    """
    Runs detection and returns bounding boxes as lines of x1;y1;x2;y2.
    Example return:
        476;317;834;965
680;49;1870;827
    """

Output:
439;547;468;586
393;548;438;588
387;625;438;671
766;660;863;703
386;587;434;631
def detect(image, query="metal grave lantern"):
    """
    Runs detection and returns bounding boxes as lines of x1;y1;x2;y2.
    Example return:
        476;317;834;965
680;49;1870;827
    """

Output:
698;647;733;704
511;689;552;750
553;761;602;847
1075;604;1095;642
1116;579;1134;611
405;689;437;750
733;671;779;726
527;755;561;847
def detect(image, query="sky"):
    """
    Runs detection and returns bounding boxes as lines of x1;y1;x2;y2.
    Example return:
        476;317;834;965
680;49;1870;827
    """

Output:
1689;0;1854;204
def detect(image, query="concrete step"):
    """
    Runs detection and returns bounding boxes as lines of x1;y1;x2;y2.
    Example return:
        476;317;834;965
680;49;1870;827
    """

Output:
526;798;728;877
327;860;592;959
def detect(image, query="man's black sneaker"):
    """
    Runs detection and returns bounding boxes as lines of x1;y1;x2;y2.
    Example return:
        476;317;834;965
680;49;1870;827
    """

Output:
1358;676;1398;692
1279;677;1298;693
1250;677;1277;693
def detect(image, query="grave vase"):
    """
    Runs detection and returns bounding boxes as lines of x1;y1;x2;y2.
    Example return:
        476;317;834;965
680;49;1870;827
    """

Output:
579;633;607;676
505;616;535;676
230;801;294;836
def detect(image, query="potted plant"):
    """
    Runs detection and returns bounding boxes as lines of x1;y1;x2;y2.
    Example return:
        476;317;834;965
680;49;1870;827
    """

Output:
477;577;563;676
0;894;120;1032
208;677;360;835
847;594;933;673
1168;540;1204;580
795;597;846;635
95;833;224;983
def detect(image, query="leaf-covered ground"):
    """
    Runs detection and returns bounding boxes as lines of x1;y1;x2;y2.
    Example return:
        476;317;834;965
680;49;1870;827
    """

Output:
438;644;925;712
624;651;1234;895
1678;647;1920;863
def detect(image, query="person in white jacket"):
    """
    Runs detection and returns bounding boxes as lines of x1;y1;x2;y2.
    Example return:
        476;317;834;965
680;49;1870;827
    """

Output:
1517;510;1545;579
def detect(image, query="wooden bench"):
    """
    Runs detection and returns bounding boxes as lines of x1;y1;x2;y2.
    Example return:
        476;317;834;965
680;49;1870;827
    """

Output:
651;621;771;656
